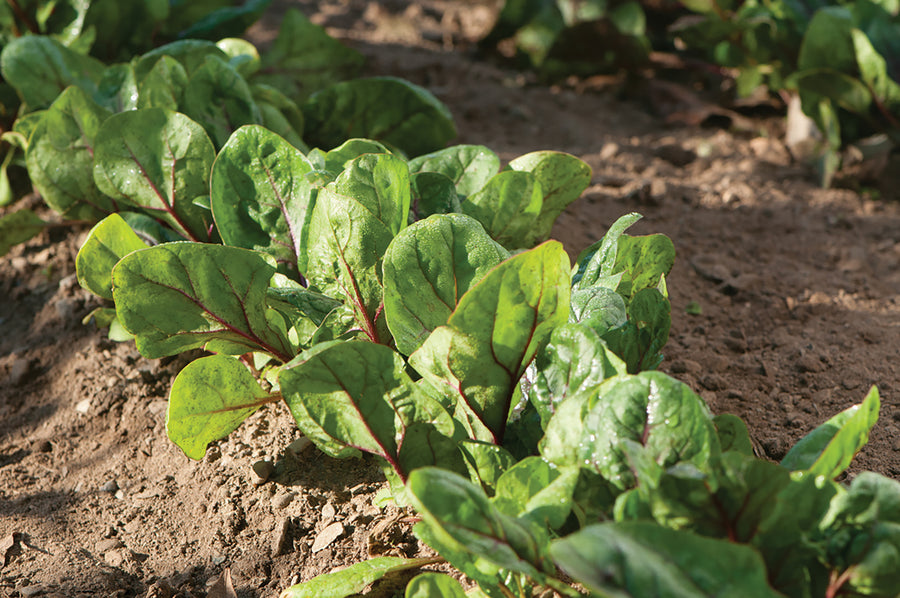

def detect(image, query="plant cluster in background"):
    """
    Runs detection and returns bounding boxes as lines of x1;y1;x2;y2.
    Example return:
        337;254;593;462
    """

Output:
482;0;900;185
0;6;455;252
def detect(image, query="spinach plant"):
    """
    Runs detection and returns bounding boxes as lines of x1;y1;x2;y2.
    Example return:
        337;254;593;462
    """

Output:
0;9;456;252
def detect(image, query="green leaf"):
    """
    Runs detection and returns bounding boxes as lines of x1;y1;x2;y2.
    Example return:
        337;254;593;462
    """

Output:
544;372;719;491
25;86;114;220
0;210;46;257
410;242;571;443
96;62;139;113
0;35;105;109
166;354;271;460
551;522;784;598
217;38;261;78
459;440;518;496
280;556;441;598
794;69;873;115
309;138;392;182
279;341;460;478
408;145;500;198
612;233;676;300
570;285;628;336
136;56;189;111
383;214;509;356
781;386;880;479
492;456;579;530
572;212;642;290
75;214;150;300
175;0;272;41
180;54;261;147
112;243;293;361
93;108;216;242
133;40;227;81
408;467;552;579
255;9;364;101
506;151;591;245
250;83;307;151
600;287;671;373
405;572;467;598
409;172;461;220
303;77;457;157
211;125;315;276
713;413;755;456
305;155;406;343
527;322;627;428
851;28;900;108
462;170;543;249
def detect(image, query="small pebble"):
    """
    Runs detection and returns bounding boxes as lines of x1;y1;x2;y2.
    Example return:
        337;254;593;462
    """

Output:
19;585;44;597
100;480;118;493
75;399;91;414
320;502;336;523
311;522;345;553
287;437;312;456
273;491;295;510
252;459;275;485
96;538;124;553
272;518;292;556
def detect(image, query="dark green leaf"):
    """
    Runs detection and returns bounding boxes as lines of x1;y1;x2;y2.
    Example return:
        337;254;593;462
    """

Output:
112;243;293;360
408;145;500;198
571;212;641;291
26;86;114;220
383;213;509;355
133;40;227;81
409;172;460;220
93;108;216;242
551;522;783;597
462;170;543;249
180;55;261;147
175;0;272;41
211;125;315;275
410;242;571;442
303;77;457;157
713;413;755;456
136;56;189;111
0;210;46;257
492;456;579;530
601;288;671;373
459;440;518;496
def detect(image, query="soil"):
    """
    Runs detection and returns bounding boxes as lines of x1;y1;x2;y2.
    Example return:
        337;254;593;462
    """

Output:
2;1;900;596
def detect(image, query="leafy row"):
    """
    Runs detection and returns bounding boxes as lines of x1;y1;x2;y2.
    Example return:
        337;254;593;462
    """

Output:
0;9;455;250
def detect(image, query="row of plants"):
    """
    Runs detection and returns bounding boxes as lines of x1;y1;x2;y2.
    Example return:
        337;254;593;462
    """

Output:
483;0;900;184
0;6;456;253
71;120;898;595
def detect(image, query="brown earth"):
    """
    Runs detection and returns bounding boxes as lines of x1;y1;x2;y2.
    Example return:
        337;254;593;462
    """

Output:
2;1;900;596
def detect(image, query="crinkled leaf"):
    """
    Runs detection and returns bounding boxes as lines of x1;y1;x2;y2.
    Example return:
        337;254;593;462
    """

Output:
506;151;591;245
0;210;46;257
408;467;552;579
279;341;460;478
167;354;271;460
613;233;676;300
410;242;571;443
545;372;719;491
0;36;105;109
572;212;642;290
180;54;260;147
304;156;406;343
409;172;460;220
76;214;150;300
383;214;509;356
279;556;441;598
570;285;628;335
527;322;627;428
133;40;227;81
781;386;879;479
255;9;364;101
492;457;579;530
136;56;189;111
95;63;139;113
551;522;783;598
251;83;307;151
211;125;315;275
112;243;293;361
459;440;518;497
118;211;186;245
307;138;392;183
93;108;216;242
303;77;457;158
408;145;500;198
462;170;543;249
404;572;467;598
26;86;115;220
601;287;671;373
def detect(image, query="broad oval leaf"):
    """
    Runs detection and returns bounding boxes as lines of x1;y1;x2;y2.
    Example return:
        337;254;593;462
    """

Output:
0;36;105;109
781;385;880;479
93;108;216;242
383;214;509;356
211;125;315;275
112;243;293;361
133;40;228;80
167;354;272;460
507;151;591;246
279;341;459;478
330;152;410;237
279;556;441;598
303;77;457;157
136;56;189;111
462;170;543;249
572;212;642;290
0;211;46;257
492;456;579;530
180;54;261;147
410;241;571;442
76;214;149;300
26;86;115;220
408;145;500;198
551;522;783;598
